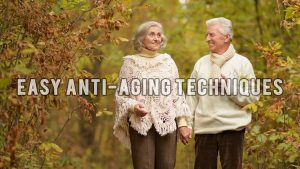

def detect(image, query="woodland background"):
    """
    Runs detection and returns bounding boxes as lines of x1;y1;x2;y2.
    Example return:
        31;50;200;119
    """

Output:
0;0;299;169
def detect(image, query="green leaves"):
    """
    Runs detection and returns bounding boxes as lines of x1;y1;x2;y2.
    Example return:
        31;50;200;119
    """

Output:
59;0;91;11
256;134;267;144
276;114;292;124
251;125;261;135
14;61;34;75
76;56;93;70
0;79;10;90
269;133;281;142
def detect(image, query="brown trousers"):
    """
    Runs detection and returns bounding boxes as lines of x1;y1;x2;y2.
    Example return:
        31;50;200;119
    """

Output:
129;126;177;169
194;129;245;169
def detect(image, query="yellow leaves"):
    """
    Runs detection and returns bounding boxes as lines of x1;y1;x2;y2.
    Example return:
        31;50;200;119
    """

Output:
118;37;129;42
48;11;56;16
287;56;295;65
282;0;300;29
105;73;119;85
264;111;279;121
123;0;133;6
39;142;63;159
8;49;17;57
297;18;300;24
39;142;63;168
96;108;113;117
277;58;288;67
89;91;96;99
79;70;93;78
242;101;263;113
255;42;294;69
37;41;45;47
257;101;264;107
285;7;296;20
104;110;113;116
0;0;131;168
242;103;258;113
96;111;103;117
0;155;10;162
21;43;38;56
114;37;130;45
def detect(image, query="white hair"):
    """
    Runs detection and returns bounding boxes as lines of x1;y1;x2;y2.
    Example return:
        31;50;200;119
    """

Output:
133;21;167;51
206;17;234;39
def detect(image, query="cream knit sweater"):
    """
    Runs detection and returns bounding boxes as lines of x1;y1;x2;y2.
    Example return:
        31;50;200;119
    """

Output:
186;51;259;134
113;53;191;149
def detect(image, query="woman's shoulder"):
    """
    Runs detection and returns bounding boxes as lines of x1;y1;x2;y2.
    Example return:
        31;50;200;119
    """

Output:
123;53;171;59
119;53;174;68
123;54;136;60
122;53;172;66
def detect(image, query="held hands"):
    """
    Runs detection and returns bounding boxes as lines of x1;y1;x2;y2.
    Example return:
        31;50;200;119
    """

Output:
179;126;192;145
133;103;149;117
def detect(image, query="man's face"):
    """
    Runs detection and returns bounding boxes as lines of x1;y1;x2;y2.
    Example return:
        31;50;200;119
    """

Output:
206;24;230;54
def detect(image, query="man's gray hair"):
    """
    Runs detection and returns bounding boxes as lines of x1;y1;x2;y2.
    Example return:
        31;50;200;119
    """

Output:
133;21;167;51
206;17;234;39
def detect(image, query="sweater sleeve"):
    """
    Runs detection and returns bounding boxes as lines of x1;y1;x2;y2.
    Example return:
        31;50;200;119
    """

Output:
115;59;141;118
169;58;192;127
113;59;141;149
227;59;260;107
185;68;198;128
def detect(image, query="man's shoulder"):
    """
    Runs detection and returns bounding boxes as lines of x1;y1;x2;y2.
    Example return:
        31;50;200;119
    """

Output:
194;54;210;65
190;54;210;72
232;53;252;65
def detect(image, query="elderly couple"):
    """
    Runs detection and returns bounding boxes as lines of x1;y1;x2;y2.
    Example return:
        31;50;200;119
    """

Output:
113;17;259;169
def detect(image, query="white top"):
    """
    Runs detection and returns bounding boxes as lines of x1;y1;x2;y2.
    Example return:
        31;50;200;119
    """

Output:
113;53;191;149
186;53;259;134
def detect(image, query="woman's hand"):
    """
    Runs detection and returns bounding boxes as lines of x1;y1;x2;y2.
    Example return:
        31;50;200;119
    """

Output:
179;126;192;145
133;103;148;117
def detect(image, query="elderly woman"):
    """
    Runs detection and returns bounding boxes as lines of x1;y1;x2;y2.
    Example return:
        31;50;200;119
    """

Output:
113;21;192;169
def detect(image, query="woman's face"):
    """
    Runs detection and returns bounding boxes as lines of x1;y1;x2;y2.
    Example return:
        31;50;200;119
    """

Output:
142;26;162;51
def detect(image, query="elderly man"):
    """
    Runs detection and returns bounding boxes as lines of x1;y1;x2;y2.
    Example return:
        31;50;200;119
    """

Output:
185;17;259;169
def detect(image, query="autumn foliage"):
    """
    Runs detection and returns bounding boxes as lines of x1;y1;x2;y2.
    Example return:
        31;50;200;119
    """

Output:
0;0;130;168
0;0;299;169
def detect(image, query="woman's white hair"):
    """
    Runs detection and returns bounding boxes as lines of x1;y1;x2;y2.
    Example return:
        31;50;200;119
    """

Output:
206;17;234;39
133;21;167;51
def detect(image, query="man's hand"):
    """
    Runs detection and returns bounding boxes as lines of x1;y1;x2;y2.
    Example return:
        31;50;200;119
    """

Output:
133;103;148;117
179;126;192;145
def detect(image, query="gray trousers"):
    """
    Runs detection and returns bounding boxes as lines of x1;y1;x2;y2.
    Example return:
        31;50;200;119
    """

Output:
129;125;177;169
